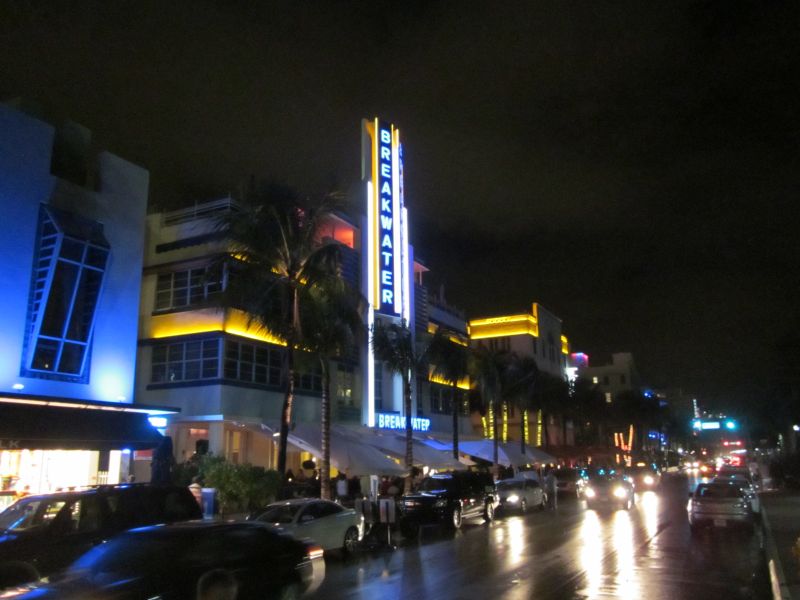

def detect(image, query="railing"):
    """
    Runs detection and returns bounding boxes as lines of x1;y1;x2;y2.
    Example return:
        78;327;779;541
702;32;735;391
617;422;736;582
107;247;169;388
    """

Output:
162;197;238;227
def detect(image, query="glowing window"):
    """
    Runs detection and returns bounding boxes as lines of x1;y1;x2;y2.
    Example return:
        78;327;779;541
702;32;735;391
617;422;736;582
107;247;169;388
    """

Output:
21;206;109;382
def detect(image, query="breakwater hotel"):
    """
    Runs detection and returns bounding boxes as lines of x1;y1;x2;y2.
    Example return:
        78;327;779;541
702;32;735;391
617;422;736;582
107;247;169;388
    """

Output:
136;117;576;472
0;102;168;499
136;118;475;473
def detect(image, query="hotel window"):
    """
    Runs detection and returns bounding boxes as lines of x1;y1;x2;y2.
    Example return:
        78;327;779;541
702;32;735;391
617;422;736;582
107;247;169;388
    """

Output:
336;365;355;406
605;392;613;403
603;375;610;385
620;374;627;384
151;339;220;383
154;265;223;311
22;206;109;382
430;384;467;416
592;376;599;384
294;364;323;394
224;340;282;386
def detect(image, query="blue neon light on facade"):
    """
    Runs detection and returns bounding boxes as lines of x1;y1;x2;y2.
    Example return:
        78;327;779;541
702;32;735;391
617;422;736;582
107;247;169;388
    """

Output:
377;124;397;315
376;412;431;432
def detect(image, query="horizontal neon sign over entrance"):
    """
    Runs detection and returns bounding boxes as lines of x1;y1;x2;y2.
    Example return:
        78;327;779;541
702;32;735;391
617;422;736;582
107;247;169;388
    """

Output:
376;412;431;432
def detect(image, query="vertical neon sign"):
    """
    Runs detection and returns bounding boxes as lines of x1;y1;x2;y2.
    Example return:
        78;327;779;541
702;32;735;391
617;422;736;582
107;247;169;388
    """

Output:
376;122;399;315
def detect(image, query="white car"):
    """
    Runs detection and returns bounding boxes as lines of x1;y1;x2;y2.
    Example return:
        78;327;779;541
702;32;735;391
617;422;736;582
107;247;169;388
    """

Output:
253;499;364;555
496;478;547;514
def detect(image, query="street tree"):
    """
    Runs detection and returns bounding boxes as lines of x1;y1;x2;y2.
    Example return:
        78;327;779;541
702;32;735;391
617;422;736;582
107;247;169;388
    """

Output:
429;334;471;460
371;321;438;494
220;183;343;476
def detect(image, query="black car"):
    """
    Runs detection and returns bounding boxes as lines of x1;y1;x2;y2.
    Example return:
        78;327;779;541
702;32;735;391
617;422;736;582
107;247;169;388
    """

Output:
9;521;325;599
0;484;202;589
399;471;497;536
624;463;661;491
582;472;635;511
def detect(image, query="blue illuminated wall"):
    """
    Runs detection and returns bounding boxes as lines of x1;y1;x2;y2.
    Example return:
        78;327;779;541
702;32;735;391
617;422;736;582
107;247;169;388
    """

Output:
0;103;149;404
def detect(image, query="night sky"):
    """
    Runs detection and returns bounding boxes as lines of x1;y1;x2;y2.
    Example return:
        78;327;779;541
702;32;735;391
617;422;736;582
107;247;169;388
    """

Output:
2;1;798;413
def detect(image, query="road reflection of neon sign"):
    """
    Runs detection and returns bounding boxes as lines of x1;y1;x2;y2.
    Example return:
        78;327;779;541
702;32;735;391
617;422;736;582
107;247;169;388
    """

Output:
701;422;720;430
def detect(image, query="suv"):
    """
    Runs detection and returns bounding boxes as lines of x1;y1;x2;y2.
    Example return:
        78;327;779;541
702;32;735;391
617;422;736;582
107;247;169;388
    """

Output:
0;484;202;589
399;471;497;536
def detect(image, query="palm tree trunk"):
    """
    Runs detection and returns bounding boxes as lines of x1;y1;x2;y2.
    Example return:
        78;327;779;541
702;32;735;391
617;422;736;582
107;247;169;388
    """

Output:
277;344;295;476
320;358;331;500
404;375;414;494
492;399;499;479
451;382;460;460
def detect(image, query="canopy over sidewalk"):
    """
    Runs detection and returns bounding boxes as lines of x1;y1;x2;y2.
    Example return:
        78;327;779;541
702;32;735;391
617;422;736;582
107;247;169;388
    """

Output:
459;440;557;467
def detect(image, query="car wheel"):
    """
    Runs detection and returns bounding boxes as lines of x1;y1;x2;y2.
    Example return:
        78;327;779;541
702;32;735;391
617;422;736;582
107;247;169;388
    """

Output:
278;581;302;600
450;506;463;530
0;561;40;588
484;501;495;523
540;494;547;511
343;526;360;555
520;498;528;514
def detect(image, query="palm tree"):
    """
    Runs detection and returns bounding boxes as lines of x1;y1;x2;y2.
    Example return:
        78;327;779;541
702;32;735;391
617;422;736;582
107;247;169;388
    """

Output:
302;279;364;500
372;321;437;494
505;355;539;457
469;344;512;476
220;183;343;476
533;372;570;448
429;335;471;460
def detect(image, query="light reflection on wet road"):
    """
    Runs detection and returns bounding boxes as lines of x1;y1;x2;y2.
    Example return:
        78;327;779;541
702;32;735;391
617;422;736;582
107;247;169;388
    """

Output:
310;474;768;600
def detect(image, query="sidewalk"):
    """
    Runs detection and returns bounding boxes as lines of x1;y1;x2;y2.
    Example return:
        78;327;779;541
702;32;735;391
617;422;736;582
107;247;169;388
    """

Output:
761;489;800;599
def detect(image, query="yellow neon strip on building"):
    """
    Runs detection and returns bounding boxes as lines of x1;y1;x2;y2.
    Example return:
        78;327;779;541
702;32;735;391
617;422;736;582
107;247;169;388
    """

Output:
372;118;380;307
561;334;570;354
469;312;539;340
502;402;508;442
149;309;286;346
428;372;470;390
536;409;543;446
523;409;530;444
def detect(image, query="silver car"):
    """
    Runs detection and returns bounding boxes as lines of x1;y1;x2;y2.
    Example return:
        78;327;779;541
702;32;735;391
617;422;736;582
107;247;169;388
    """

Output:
688;482;754;533
496;478;546;514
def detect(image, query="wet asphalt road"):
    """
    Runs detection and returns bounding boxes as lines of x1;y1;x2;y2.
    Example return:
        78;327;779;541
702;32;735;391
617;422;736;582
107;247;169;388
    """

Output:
309;473;770;600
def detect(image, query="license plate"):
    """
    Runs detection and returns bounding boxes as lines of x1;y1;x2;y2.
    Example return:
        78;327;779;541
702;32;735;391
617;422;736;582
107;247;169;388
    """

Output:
713;518;726;527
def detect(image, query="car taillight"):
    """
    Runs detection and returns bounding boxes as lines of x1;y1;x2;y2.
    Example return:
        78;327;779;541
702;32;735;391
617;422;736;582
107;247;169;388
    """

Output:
306;544;324;560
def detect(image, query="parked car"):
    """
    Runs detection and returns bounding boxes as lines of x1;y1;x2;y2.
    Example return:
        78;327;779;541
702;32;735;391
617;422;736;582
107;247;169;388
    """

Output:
625;463;661;491
0;484;202;589
583;472;635;511
250;498;364;555
6;521;325;599
715;465;755;487
495;478;546;514
399;471;497;536
713;469;760;514
688;482;755;533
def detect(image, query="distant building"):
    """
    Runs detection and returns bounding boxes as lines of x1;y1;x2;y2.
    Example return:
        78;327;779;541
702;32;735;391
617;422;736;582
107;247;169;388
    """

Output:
578;352;641;404
468;302;572;447
0;102;166;494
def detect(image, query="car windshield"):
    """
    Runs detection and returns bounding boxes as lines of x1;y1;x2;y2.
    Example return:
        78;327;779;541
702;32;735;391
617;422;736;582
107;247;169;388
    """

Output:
697;485;744;499
419;477;456;493
0;498;68;532
257;504;302;524
497;481;523;491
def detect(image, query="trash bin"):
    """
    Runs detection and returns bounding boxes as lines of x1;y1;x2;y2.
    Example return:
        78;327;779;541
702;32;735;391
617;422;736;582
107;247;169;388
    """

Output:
200;487;217;519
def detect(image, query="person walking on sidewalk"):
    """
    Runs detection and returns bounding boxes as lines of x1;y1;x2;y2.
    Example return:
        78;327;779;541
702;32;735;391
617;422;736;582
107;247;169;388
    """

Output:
545;467;558;509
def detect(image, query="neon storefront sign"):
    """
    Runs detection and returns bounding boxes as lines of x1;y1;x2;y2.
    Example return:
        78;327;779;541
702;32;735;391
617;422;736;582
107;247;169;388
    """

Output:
376;412;431;432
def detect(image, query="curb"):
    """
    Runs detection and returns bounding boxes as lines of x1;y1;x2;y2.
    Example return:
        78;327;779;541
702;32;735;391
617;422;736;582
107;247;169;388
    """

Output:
762;503;793;600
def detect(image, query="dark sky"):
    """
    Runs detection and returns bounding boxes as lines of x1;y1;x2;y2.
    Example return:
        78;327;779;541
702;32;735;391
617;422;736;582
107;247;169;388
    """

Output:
2;1;798;411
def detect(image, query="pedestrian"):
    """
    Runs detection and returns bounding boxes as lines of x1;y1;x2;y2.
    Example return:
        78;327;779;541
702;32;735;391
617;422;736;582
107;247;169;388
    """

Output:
336;473;348;501
545;467;558;509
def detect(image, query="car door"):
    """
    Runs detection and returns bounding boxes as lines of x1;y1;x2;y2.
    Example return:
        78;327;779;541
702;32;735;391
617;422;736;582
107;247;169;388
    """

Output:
38;495;109;576
296;502;330;549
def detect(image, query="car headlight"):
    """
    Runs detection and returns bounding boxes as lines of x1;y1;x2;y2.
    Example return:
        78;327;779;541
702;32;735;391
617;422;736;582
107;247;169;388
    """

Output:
643;475;654;485
584;487;596;498
506;494;519;503
613;486;628;498
433;499;447;508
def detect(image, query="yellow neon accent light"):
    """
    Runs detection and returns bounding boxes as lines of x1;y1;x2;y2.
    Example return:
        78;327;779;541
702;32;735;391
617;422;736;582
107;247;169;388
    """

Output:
502;402;508;442
469;314;539;340
371;118;380;307
481;415;489;438
536;409;543;446
523;409;530;444
427;323;438;334
149;309;286;346
561;335;570;354
428;371;470;390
